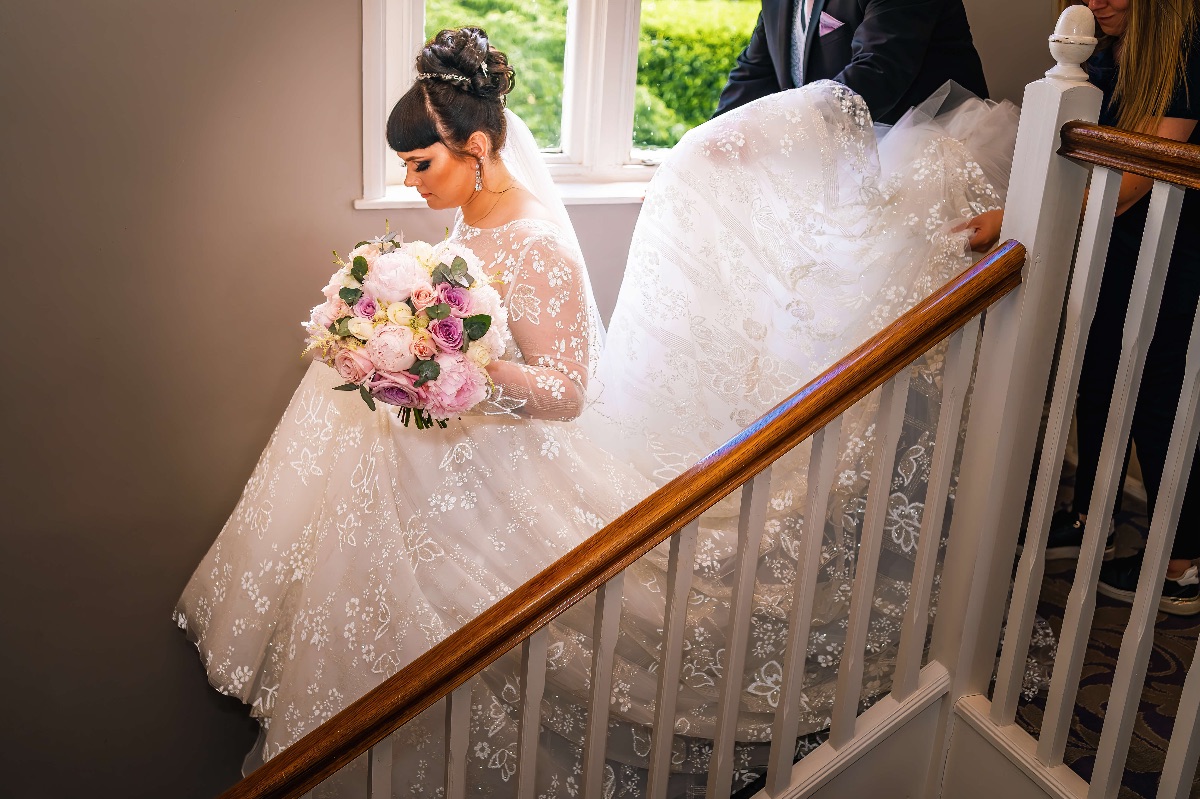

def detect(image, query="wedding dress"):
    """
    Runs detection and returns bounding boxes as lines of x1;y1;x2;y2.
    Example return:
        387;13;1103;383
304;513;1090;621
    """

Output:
176;82;1041;796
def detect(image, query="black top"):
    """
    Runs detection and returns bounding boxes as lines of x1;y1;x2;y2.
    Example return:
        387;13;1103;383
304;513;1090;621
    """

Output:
714;0;989;125
1086;42;1200;259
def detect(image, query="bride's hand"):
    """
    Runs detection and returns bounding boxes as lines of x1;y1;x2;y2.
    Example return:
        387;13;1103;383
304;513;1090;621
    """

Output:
961;209;1003;252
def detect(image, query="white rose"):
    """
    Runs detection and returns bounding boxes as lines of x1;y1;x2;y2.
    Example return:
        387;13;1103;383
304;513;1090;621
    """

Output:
466;341;491;368
404;240;435;269
386;302;414;326
346;316;376;341
480;325;507;359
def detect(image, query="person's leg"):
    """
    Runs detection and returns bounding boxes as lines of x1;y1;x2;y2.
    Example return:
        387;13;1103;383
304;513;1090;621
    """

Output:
1098;254;1200;615
1127;261;1200;566
1050;248;1137;557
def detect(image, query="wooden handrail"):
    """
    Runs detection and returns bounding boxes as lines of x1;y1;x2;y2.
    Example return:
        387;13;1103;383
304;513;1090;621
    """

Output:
1059;120;1200;190
219;240;1026;799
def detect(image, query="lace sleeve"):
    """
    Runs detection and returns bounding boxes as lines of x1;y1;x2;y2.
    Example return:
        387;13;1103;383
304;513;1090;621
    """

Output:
485;231;590;421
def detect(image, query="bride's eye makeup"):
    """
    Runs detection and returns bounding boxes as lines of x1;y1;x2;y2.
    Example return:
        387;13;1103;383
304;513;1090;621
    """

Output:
413;160;431;173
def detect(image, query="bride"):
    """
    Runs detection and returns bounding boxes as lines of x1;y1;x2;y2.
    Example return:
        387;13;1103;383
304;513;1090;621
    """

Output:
176;25;1025;796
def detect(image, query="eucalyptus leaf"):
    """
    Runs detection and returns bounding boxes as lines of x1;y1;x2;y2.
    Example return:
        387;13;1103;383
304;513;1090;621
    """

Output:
339;287;363;306
463;314;491;342
408;358;441;387
351;256;369;282
427;303;451;320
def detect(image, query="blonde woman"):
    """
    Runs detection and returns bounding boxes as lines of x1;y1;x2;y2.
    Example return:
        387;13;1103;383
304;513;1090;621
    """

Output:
970;0;1200;615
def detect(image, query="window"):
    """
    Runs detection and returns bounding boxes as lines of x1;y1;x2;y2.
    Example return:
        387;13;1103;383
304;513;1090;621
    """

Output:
357;0;757;207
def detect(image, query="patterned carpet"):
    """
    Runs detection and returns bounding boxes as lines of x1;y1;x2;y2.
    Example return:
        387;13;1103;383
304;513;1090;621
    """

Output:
1014;504;1200;799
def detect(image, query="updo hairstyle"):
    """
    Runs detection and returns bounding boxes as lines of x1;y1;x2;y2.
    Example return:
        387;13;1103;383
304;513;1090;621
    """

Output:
386;27;516;157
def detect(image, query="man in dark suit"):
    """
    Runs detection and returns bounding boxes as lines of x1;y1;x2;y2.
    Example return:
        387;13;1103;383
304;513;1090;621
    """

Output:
715;0;989;125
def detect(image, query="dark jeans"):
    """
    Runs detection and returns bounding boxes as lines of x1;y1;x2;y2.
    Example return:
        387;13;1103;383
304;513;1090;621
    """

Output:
1072;239;1200;561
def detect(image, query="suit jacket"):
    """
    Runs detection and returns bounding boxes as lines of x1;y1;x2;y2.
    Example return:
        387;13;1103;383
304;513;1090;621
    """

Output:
714;0;989;125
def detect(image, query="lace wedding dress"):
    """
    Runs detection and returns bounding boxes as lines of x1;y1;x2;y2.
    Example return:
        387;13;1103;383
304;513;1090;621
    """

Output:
174;213;656;768
177;84;1046;796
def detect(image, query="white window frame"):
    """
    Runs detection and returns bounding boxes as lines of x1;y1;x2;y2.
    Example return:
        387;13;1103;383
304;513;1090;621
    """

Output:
355;0;657;209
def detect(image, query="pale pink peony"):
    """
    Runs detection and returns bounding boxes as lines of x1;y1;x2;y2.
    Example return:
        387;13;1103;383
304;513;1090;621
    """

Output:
366;324;417;372
422;353;488;418
411;332;437;360
362;251;426;304
368;369;422;408
333;347;375;385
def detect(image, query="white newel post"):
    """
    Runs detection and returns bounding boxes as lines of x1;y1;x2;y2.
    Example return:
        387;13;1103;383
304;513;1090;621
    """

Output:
924;6;1102;794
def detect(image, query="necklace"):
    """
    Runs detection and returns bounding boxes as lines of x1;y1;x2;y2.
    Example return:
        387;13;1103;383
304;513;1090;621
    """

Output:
464;181;519;227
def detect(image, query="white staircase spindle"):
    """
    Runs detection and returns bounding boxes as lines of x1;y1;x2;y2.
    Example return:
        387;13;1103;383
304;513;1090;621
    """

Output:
707;468;773;799
926;23;1100;735
444;683;472;799
1158;635;1200;799
646;520;699;799
830;368;912;748
515;626;549;799
893;319;980;701
367;736;393;799
766;418;844;795
582;571;625;798
1039;181;1185;765
1089;258;1200;798
991;164;1122;724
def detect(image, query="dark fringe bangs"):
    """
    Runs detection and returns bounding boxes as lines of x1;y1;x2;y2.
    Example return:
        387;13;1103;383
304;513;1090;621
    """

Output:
387;88;441;152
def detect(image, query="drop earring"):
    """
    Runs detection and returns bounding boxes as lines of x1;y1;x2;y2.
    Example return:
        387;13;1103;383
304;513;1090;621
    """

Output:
475;160;483;192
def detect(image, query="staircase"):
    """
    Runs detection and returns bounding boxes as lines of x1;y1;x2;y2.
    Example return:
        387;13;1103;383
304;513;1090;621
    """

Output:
213;9;1200;799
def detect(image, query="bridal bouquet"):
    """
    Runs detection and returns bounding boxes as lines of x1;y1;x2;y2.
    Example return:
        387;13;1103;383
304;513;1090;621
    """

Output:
303;226;508;429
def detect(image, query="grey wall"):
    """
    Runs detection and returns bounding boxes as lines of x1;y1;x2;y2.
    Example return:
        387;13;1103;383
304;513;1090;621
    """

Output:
965;0;1057;105
0;2;1047;797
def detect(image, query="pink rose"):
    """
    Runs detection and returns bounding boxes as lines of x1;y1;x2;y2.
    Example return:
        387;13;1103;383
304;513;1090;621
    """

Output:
423;354;488;417
333;347;375;385
365;324;417;372
354;296;378;318
428;317;465;353
368;369;422;408
329;298;352;323
411;332;437;360
310;302;336;330
321;274;343;302
436;283;474;318
410;286;438;312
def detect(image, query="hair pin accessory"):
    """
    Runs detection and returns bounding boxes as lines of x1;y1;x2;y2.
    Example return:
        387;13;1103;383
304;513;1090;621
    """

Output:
416;71;470;85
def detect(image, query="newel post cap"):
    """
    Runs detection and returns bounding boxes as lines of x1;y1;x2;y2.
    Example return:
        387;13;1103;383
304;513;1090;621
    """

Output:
1046;5;1098;81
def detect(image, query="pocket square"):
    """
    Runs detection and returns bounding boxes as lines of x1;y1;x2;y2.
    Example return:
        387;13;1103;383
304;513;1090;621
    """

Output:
818;12;845;36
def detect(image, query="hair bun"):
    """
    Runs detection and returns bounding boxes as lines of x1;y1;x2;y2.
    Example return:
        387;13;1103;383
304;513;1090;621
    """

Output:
416;27;514;101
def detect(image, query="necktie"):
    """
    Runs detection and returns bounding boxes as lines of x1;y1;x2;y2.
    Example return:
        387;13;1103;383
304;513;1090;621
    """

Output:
791;0;816;86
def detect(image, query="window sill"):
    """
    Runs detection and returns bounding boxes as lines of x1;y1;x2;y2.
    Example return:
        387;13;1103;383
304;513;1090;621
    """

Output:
354;180;649;210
